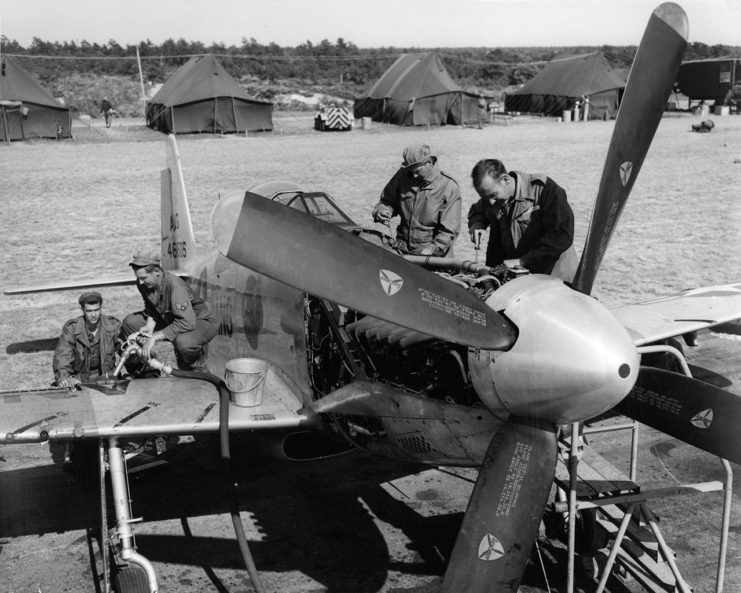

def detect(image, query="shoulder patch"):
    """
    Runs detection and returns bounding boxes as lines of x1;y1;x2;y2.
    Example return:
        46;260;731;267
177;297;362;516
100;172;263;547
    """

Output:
175;302;188;311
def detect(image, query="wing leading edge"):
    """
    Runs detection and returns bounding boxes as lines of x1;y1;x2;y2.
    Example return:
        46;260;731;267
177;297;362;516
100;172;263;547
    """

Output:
610;283;741;346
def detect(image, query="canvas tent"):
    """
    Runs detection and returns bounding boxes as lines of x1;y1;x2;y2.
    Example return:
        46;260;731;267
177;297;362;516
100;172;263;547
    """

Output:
146;54;273;134
505;52;626;120
0;56;71;142
354;52;481;126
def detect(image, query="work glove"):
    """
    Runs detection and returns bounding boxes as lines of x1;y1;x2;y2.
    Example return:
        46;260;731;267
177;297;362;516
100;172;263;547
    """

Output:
372;203;393;224
59;376;81;389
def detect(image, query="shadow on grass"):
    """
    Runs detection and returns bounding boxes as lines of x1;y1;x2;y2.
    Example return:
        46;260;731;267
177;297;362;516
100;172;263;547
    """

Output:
6;338;58;354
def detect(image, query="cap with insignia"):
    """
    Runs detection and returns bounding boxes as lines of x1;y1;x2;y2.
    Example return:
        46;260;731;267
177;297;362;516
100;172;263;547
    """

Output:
129;252;161;268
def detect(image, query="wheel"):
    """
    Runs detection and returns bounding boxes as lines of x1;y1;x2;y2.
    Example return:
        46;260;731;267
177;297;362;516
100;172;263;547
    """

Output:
574;507;609;554
543;505;609;554
112;562;150;593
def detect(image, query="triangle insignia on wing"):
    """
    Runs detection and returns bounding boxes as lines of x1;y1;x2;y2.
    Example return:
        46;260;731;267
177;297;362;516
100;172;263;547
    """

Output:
619;161;633;187
379;269;404;296
477;533;505;561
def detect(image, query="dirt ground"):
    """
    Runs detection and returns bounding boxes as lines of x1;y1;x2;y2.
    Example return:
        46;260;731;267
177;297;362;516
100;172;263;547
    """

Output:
2;111;741;592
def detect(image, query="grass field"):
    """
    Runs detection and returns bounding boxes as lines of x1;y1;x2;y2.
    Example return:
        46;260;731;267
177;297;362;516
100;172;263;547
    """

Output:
2;111;741;390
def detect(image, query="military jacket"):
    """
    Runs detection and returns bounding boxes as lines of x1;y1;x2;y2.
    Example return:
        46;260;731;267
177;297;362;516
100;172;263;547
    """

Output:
52;314;121;382
137;272;216;341
468;171;574;274
378;161;461;255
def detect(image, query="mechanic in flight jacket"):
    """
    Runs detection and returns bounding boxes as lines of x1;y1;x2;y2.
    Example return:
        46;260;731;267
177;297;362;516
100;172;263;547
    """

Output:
467;158;577;282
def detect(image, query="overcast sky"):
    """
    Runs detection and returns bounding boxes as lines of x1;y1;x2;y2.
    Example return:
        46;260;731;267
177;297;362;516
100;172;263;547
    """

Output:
1;0;739;49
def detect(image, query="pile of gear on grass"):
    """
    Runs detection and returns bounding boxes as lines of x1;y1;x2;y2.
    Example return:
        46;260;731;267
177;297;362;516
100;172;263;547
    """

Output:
691;119;714;133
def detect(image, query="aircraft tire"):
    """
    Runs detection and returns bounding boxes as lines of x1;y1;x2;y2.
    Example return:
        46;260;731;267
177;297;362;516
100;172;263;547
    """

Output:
574;507;609;554
543;506;609;554
112;563;149;593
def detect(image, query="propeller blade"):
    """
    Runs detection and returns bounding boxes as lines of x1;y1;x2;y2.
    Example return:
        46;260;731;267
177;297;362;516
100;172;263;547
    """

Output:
440;419;557;593
614;366;741;465
212;192;516;351
572;2;688;295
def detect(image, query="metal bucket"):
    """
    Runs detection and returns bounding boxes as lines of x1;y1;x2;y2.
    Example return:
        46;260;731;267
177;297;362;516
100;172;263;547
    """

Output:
225;358;268;407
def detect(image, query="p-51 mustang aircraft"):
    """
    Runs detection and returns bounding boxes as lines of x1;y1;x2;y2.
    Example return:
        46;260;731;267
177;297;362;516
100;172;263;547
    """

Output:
4;3;741;592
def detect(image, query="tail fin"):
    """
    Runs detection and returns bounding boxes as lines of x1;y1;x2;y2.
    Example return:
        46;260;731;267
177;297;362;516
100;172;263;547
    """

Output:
161;134;197;271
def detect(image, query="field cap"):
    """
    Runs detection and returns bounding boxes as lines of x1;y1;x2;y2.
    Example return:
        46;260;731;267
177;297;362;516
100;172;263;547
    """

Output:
129;252;161;268
78;291;103;306
401;144;433;168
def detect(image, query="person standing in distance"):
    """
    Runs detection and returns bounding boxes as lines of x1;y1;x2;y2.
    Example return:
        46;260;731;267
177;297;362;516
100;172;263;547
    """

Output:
467;158;578;282
372;144;461;256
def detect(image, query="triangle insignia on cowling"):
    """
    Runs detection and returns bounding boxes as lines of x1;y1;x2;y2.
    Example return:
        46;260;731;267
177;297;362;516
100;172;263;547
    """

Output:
379;269;404;296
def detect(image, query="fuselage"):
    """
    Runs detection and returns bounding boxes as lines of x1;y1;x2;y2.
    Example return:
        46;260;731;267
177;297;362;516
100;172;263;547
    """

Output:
179;251;639;468
168;186;640;468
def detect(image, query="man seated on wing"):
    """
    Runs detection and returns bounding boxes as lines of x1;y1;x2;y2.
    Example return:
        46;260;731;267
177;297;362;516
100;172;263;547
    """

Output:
121;253;217;372
53;291;121;388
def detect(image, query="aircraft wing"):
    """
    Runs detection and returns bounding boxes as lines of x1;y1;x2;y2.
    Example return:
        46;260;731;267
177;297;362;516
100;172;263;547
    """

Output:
610;283;741;346
1;364;313;444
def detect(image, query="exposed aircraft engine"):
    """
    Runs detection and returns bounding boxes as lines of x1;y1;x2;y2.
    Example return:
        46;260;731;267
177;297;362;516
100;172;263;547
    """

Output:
304;264;524;408
305;263;638;429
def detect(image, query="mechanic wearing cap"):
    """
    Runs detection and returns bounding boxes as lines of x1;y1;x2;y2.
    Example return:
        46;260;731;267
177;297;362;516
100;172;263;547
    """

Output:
467;158;578;282
53;292;121;388
121;253;217;372
372;144;461;256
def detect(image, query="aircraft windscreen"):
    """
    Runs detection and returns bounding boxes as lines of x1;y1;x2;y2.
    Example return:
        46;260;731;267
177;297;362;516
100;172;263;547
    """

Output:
276;191;356;226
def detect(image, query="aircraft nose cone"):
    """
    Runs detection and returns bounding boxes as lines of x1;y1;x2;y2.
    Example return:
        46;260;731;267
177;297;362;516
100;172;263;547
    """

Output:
470;276;639;425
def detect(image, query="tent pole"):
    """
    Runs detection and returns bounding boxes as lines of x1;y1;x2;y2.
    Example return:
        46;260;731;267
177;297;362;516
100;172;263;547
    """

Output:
136;46;146;114
2;107;9;144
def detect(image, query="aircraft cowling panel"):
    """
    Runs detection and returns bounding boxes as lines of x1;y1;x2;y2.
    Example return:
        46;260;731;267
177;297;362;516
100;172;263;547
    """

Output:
469;275;639;425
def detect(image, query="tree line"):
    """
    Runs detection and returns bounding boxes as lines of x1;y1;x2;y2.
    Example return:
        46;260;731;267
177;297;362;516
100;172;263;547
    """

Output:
1;35;738;114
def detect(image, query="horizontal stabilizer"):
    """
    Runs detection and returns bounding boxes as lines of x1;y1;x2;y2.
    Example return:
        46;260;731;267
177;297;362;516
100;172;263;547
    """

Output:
4;270;194;296
4;275;136;295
